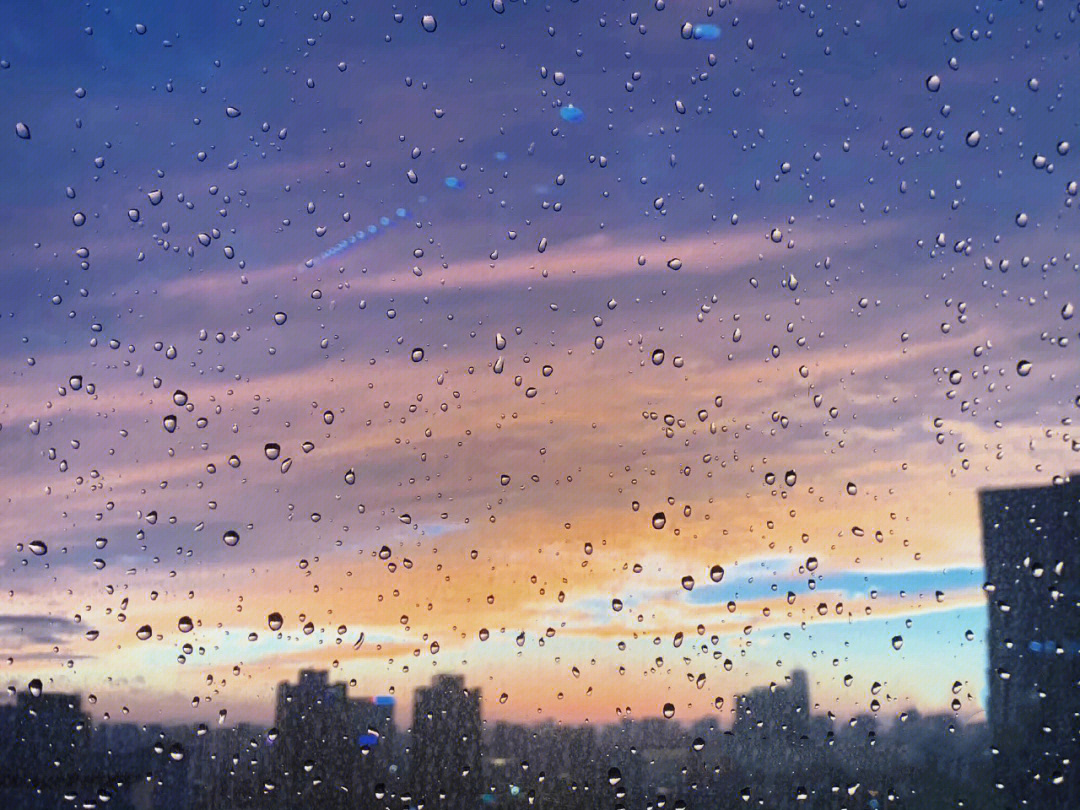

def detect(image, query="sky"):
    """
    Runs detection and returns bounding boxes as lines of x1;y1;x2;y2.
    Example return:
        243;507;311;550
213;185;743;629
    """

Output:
1;0;1078;731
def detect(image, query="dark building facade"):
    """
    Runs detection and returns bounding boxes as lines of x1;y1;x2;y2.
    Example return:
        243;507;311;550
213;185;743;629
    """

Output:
411;674;482;810
980;474;1080;808
272;669;395;810
0;691;92;809
732;669;811;740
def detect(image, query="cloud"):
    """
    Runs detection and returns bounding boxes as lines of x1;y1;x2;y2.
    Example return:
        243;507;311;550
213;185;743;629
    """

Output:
0;613;85;647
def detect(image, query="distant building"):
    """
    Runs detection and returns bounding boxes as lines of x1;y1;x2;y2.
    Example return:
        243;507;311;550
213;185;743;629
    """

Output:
272;669;395;810
733;669;812;740
411;674;482;810
980;474;1080;808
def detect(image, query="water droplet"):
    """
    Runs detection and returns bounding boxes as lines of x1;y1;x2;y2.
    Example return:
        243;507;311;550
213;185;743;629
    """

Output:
651;512;666;529
225;106;241;118
178;616;193;633
891;635;904;650
264;443;281;460
274;312;287;325
268;612;284;631
662;702;676;719
926;74;941;92
173;390;188;406
28;540;47;556
965;130;981;147
411;347;425;362
222;529;240;547
136;625;153;641
420;14;437;32
1016;360;1032;377
15;122;31;139
28;678;43;697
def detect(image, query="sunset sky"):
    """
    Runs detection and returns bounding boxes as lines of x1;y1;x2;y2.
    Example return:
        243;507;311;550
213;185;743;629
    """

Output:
1;0;1078;730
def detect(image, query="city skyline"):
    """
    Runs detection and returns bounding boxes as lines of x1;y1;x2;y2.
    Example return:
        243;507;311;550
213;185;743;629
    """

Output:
3;0;1079;734
2;665;999;809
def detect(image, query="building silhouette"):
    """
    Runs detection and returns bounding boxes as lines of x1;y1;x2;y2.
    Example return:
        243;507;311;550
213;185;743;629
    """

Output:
271;669;395;810
0;691;93;809
733;669;812;739
980;474;1080;808
411;674;482;810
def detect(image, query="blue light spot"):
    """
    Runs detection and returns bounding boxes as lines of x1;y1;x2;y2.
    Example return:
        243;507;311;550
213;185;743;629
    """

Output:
559;105;585;123
494;151;508;161
693;24;721;41
444;176;464;189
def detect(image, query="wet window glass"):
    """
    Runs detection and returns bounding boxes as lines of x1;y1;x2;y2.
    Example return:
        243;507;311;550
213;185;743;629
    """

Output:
2;2;1078;809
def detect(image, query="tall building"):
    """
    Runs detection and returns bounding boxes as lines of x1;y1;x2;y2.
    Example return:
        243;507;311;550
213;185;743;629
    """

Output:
980;474;1080;808
411;674;482;810
271;670;396;810
733;669;811;740
0;691;91;809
